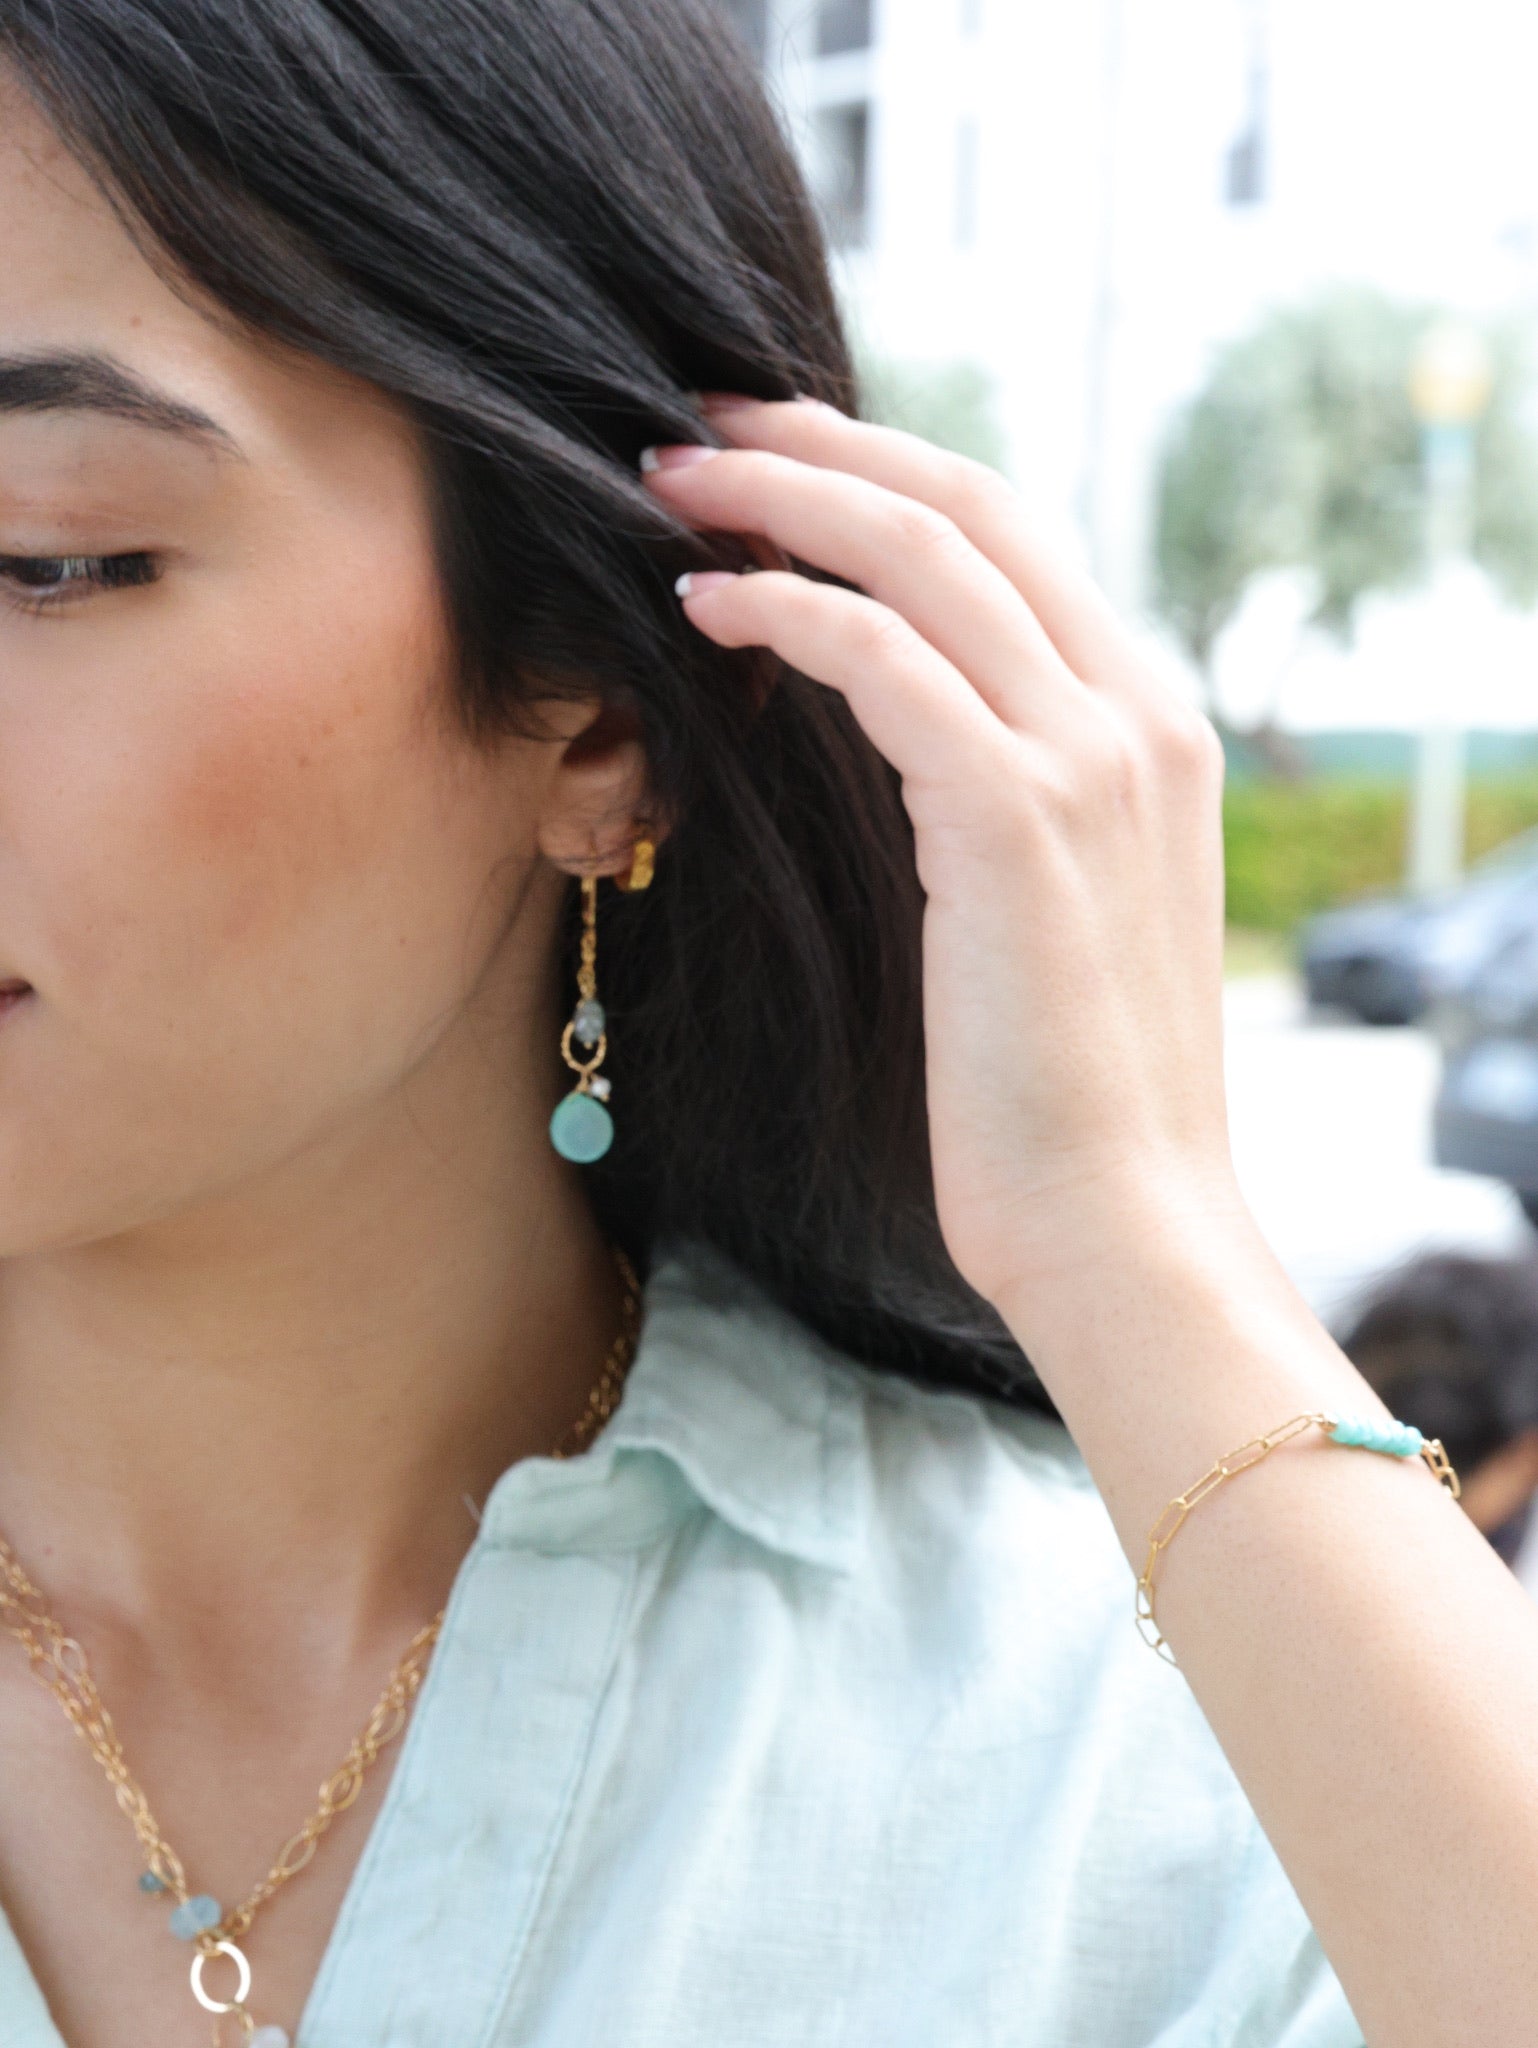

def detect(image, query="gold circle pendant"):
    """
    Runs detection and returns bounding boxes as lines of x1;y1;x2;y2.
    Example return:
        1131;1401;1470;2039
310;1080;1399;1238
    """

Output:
190;1939;252;2015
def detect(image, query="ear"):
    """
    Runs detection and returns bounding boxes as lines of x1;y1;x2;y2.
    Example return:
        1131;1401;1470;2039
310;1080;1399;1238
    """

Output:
533;695;672;879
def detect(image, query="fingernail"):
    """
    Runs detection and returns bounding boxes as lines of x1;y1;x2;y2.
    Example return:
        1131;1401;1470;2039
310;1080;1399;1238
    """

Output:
640;443;720;473
675;571;739;597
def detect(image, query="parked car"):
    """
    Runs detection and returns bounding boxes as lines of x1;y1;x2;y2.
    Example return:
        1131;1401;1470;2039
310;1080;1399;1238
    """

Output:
1299;827;1538;1026
1433;905;1538;1226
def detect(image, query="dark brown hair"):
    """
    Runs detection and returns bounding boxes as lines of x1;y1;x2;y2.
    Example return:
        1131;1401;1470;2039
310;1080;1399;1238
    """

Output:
0;0;1051;1412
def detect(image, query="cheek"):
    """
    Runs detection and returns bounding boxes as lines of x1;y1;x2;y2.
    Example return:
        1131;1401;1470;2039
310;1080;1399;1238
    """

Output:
161;643;429;966
0;540;557;1253
17;577;520;1030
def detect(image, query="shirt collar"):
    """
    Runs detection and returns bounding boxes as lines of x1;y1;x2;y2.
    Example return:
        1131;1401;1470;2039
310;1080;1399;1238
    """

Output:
587;1238;873;1574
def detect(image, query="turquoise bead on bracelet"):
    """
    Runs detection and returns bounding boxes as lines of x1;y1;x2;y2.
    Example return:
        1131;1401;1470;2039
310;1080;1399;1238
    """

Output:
1137;1406;1461;1665
1326;1413;1425;1458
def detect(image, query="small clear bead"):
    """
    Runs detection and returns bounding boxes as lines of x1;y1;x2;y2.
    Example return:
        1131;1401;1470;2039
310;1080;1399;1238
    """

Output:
589;1075;612;1102
572;998;606;1047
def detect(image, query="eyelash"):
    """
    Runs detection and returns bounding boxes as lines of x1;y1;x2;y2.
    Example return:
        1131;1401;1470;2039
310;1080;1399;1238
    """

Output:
0;552;162;618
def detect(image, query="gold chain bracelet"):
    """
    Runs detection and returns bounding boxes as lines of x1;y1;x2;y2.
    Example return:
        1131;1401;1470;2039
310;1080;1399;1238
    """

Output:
1136;1408;1462;1667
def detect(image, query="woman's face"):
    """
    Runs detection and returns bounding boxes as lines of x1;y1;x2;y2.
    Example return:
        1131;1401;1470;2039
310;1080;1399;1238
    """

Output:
0;75;575;1255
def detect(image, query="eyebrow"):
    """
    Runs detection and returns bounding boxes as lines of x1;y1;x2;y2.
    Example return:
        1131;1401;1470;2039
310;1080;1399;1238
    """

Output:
0;350;247;460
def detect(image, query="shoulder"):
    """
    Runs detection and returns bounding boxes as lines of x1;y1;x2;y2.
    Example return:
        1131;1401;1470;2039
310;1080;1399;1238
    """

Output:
836;1356;1306;1837
847;1352;1109;1566
836;1347;1152;1673
624;1248;1365;2043
643;1239;1210;1728
828;1362;1363;2042
720;1314;1237;1794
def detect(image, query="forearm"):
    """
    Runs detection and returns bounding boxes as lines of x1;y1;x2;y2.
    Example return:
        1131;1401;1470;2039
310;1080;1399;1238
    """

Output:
997;1180;1538;2047
658;393;1538;2042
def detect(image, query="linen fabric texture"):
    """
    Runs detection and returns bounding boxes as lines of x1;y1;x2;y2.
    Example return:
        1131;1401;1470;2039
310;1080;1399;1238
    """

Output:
0;1241;1365;2047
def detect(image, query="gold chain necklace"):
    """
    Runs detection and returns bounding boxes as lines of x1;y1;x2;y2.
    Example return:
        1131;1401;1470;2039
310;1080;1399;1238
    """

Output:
0;1248;643;2046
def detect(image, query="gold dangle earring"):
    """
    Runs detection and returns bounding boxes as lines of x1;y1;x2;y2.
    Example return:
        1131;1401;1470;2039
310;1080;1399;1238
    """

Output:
549;838;655;1164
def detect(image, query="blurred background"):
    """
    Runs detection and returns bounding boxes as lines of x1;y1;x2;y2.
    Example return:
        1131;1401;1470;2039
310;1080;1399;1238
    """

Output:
717;0;1538;1582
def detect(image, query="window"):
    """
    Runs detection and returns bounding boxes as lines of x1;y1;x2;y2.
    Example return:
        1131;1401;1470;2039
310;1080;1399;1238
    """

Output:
812;100;871;250
1226;0;1269;207
717;0;768;59
955;116;980;248
816;0;873;58
1224;121;1266;207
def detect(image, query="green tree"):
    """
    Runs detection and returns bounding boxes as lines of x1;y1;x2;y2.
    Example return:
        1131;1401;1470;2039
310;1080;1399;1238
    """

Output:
1152;287;1538;764
1473;322;1538;609
855;354;1009;472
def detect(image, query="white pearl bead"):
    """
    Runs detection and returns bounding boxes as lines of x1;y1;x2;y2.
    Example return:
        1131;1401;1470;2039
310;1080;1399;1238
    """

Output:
249;2030;290;2048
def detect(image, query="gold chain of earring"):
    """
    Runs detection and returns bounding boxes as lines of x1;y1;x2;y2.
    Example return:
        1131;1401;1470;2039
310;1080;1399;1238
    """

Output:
0;1247;643;2044
558;876;609;1099
550;837;655;1166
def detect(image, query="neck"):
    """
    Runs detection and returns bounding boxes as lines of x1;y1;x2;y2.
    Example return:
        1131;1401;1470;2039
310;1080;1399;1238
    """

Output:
0;992;625;1678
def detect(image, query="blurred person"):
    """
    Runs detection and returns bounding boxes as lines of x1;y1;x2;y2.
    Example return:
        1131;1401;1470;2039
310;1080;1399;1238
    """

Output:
1341;1251;1538;1572
0;5;1535;2048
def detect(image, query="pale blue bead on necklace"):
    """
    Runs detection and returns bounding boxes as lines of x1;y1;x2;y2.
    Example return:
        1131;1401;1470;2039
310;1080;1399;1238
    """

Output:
155;1890;296;2047
168;1892;222;1940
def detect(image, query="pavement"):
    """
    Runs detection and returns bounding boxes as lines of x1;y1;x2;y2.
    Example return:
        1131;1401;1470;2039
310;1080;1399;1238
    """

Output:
1223;974;1532;1334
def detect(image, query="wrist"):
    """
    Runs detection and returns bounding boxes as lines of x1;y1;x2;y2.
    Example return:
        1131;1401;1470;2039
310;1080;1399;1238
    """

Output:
990;1166;1376;1426
987;1157;1269;1352
987;1179;1387;1567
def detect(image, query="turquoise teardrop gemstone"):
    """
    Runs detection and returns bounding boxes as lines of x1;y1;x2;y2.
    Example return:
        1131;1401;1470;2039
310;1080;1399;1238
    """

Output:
550;1091;614;1163
169;1894;221;1940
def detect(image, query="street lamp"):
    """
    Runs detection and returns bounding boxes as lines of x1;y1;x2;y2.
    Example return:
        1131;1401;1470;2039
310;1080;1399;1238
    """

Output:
1405;320;1494;897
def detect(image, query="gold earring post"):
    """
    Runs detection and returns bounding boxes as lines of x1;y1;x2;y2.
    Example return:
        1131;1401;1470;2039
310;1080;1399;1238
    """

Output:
616;837;656;893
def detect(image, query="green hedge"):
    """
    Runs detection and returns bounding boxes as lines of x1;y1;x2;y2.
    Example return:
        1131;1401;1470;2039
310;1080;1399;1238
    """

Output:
1224;774;1538;932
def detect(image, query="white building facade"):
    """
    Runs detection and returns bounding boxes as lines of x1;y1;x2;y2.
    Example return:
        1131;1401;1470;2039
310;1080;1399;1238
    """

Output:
724;0;1538;629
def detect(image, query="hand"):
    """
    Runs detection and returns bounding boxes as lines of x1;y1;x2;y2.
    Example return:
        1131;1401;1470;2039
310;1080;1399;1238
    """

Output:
642;397;1239;1331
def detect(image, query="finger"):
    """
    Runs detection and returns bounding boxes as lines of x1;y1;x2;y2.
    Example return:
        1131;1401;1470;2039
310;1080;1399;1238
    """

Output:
697;395;1183;716
673;568;1009;794
643;444;1087;744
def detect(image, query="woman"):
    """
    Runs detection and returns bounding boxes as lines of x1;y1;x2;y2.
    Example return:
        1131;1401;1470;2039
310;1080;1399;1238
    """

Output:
0;2;1531;2043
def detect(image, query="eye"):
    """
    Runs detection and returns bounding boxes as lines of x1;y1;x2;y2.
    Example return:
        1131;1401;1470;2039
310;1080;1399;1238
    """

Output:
0;552;162;617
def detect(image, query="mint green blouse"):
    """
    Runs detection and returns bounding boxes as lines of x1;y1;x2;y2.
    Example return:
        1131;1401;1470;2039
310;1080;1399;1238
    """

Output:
0;1241;1365;2047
